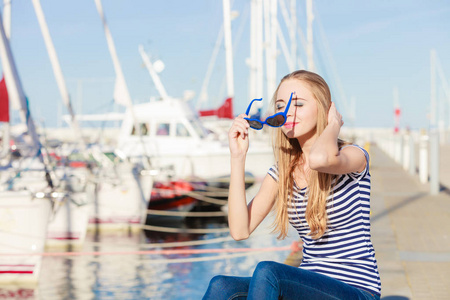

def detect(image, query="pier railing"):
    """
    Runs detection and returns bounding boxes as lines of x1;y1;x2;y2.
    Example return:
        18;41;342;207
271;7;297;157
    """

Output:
341;127;447;195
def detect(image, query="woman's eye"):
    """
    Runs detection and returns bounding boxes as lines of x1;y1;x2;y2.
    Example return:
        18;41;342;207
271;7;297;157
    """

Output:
276;104;285;110
294;101;303;107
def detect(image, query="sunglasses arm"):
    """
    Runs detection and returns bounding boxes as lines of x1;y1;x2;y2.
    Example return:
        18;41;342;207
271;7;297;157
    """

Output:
245;98;263;115
285;92;293;112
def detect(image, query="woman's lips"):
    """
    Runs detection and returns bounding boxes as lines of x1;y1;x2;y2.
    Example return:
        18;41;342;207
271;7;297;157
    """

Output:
283;122;298;129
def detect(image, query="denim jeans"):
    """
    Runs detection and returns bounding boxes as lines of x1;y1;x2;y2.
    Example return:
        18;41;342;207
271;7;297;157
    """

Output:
202;261;380;300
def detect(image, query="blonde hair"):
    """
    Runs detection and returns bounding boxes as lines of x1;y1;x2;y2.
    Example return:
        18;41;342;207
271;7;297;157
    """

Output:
271;70;346;240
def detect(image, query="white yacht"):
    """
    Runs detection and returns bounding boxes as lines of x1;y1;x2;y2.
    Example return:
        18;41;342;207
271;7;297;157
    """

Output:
116;98;274;182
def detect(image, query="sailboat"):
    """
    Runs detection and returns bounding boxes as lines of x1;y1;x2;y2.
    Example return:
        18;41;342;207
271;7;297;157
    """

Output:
84;0;156;231
30;0;91;248
0;6;53;284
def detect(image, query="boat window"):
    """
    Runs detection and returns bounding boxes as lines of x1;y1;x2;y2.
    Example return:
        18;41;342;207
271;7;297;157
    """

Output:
190;119;206;138
141;123;149;135
176;123;190;137
131;123;150;136
156;123;170;136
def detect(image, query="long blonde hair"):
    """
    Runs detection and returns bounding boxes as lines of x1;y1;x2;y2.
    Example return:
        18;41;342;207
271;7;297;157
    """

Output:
271;70;346;240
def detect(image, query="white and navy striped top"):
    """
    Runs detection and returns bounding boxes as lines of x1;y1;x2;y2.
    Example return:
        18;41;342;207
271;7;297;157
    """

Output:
268;145;381;296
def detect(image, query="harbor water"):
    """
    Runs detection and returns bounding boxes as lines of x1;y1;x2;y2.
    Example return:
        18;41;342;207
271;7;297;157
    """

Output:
0;184;298;300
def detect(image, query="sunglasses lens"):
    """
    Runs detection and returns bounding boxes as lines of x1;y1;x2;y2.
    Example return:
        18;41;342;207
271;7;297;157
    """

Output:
247;120;263;129
266;115;286;127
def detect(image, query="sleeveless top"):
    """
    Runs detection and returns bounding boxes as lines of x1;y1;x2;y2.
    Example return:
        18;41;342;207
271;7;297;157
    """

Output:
268;145;381;296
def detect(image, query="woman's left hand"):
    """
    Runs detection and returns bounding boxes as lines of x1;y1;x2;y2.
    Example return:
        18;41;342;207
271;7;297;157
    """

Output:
327;102;344;127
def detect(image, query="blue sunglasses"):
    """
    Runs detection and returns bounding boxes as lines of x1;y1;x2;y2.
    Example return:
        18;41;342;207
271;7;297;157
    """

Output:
244;92;293;130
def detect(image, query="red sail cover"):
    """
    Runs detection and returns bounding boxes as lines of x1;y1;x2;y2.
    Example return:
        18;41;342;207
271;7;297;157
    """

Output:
198;97;233;119
0;77;9;122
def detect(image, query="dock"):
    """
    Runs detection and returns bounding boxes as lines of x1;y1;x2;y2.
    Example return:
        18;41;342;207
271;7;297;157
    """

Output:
369;144;450;299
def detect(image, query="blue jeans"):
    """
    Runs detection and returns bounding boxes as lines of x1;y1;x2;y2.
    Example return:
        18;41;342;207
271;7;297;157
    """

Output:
202;261;380;300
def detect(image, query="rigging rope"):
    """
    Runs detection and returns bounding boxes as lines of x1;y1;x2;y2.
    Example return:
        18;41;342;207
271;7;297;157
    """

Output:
140;224;229;234
86;231;270;249
146;209;226;217
0;245;292;259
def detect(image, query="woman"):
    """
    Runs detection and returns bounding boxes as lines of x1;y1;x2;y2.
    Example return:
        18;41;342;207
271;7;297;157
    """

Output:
203;70;381;299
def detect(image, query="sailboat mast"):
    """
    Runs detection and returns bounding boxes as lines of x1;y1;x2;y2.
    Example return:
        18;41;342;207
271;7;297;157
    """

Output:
289;0;297;70
94;0;141;135
3;0;10;38
0;11;40;156
138;46;169;101
31;0;86;149
263;0;277;108
306;0;315;71
255;0;263;102
430;49;436;128
0;0;11;159
222;0;235;99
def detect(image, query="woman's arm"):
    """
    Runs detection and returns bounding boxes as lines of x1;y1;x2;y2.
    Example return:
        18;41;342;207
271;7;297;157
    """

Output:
228;172;278;240
227;114;278;240
309;102;366;174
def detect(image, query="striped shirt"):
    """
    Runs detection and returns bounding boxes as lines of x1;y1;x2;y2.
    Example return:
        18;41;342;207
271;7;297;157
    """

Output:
268;145;381;296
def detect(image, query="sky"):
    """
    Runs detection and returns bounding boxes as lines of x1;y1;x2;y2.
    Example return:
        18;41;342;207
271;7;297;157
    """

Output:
2;0;450;130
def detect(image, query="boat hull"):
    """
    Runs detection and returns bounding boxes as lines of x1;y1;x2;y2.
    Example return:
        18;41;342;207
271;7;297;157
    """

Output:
86;162;154;231
0;191;52;285
45;194;89;249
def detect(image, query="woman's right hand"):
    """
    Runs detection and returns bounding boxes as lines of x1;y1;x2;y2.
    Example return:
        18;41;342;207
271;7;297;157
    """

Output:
228;114;250;157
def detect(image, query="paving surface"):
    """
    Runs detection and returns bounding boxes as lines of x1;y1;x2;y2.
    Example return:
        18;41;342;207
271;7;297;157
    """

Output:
369;144;450;300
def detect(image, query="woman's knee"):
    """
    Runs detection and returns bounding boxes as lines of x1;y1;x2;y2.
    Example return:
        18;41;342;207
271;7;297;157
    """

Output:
203;275;250;300
253;261;280;282
207;275;251;292
208;275;229;290
203;275;229;300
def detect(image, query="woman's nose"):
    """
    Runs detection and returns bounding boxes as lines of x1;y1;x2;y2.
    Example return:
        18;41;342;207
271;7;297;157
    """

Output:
286;105;296;116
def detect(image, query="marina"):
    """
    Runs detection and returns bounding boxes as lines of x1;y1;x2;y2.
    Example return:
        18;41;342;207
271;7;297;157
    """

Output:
0;0;449;299
1;141;450;299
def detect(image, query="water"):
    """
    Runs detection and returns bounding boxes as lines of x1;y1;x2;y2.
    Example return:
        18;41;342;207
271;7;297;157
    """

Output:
0;208;298;299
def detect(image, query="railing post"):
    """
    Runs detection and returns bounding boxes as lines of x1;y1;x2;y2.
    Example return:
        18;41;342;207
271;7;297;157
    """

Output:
408;132;416;176
419;130;428;184
402;134;410;171
394;134;403;164
429;129;440;195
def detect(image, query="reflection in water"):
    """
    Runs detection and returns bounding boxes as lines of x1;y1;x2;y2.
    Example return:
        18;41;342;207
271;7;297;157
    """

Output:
0;213;295;299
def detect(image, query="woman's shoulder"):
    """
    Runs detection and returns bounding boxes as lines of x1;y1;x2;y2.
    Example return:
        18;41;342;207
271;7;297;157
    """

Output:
340;143;369;159
340;142;367;152
268;164;279;182
340;144;370;178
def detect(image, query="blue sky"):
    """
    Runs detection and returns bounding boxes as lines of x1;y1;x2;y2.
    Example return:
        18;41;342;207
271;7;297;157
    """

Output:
3;0;450;130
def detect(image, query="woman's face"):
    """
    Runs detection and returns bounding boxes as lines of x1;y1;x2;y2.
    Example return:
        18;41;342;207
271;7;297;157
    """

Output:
276;79;318;140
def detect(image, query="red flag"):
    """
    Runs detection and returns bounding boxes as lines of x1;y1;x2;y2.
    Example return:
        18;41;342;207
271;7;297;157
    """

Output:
199;97;233;119
0;76;9;122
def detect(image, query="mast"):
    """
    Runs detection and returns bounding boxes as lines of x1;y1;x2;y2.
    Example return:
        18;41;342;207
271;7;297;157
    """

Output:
31;0;86;149
0;0;11;159
306;0;315;71
95;0;153;168
431;49;450;140
94;0;140;135
289;0;297;70
0;10;40;156
430;49;436;128
263;0;277;107
248;0;256;101
223;0;235;99
138;46;169;101
248;0;263;112
255;0;263;102
3;0;10;39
